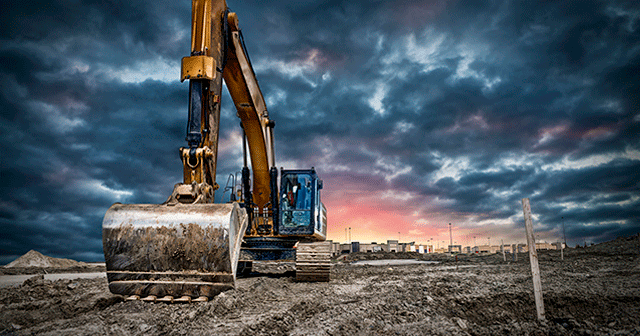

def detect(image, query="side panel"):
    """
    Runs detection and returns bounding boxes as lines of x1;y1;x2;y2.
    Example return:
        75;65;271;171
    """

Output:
318;202;327;237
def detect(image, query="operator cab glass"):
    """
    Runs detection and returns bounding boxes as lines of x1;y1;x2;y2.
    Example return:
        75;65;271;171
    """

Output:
278;169;326;238
281;173;313;228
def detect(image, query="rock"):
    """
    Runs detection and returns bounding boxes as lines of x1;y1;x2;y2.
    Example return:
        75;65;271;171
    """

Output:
455;317;468;329
23;274;44;286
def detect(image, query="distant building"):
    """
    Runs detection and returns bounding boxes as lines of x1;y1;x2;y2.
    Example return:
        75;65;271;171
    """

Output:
535;242;556;250
330;241;341;257
387;240;399;252
359;243;383;252
399;242;414;252
472;245;501;253
448;245;462;253
477;245;491;253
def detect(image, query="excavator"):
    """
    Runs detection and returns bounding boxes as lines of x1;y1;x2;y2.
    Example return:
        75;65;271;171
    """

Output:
102;0;330;303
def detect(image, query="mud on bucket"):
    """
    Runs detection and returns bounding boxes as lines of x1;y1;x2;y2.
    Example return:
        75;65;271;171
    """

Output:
102;202;248;298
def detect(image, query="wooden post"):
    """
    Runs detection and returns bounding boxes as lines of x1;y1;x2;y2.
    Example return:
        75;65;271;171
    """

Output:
560;240;564;261
522;198;545;321
501;239;506;262
512;244;517;261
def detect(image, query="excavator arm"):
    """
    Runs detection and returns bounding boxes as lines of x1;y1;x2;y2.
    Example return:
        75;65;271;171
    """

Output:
223;13;275;209
166;1;273;211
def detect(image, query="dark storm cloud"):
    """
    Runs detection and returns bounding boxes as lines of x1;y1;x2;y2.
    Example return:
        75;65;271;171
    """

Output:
1;0;639;263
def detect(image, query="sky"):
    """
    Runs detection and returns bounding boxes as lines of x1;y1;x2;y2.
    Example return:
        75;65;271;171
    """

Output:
1;0;639;263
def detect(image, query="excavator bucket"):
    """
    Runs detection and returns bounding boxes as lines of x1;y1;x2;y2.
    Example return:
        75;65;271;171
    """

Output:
102;202;247;299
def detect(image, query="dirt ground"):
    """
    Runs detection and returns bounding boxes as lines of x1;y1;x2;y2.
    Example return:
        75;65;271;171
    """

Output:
1;236;639;336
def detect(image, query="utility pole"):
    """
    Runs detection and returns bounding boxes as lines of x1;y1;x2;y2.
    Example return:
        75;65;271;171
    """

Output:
449;223;453;256
345;228;347;243
349;227;351;243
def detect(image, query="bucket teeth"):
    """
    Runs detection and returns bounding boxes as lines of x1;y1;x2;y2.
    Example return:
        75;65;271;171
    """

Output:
192;296;209;303
124;294;209;303
174;296;192;303
141;295;157;302
122;294;209;304
157;296;174;303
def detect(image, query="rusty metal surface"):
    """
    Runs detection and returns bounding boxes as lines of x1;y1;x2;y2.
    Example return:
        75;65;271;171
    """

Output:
102;202;247;298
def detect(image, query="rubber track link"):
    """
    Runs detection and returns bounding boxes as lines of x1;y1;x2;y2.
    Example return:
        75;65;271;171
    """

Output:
295;241;331;282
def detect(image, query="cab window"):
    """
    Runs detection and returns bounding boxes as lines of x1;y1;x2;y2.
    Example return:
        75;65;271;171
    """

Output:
281;174;313;211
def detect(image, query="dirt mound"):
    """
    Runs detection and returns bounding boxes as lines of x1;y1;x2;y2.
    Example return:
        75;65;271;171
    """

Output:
579;234;640;255
5;250;89;268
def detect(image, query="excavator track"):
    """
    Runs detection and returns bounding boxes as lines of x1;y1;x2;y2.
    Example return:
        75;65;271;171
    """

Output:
295;242;331;282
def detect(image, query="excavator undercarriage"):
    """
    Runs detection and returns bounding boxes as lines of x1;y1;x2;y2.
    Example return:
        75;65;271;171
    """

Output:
102;0;331;302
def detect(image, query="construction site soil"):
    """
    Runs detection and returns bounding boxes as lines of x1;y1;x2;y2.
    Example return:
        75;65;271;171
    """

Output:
1;235;639;335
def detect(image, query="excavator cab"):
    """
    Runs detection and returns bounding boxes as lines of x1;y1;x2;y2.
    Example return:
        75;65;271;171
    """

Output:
238;168;327;263
279;169;326;240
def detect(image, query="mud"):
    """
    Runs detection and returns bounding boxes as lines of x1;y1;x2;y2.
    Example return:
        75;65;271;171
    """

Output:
1;236;639;335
